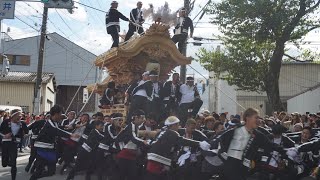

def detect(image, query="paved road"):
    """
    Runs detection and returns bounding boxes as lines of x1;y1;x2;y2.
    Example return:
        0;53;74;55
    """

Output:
0;154;89;180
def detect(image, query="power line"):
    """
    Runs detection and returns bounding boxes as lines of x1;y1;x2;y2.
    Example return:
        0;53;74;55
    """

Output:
49;36;92;65
83;0;105;25
187;63;246;110
23;1;94;44
14;16;40;32
53;8;105;48
17;3;103;51
22;2;70;37
55;9;102;48
74;1;107;13
14;16;94;65
93;0;103;10
15;5;41;25
55;9;79;37
3;14;41;53
56;9;100;45
192;0;210;21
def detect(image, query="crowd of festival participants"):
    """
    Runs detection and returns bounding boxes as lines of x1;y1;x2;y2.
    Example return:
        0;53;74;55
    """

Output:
0;71;320;180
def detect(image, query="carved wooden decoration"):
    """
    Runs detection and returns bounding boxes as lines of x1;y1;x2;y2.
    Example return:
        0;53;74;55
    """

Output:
88;22;191;92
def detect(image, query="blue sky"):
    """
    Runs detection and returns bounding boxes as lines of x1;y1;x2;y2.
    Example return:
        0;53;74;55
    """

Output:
3;0;320;78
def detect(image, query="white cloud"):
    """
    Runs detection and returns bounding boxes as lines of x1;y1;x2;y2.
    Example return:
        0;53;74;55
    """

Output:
75;28;112;55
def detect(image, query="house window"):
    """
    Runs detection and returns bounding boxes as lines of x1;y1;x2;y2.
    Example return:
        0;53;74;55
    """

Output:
20;106;29;113
0;54;30;66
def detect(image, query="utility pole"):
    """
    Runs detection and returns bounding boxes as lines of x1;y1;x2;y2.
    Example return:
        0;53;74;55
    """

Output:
180;0;190;84
33;7;48;114
213;45;220;113
0;19;2;55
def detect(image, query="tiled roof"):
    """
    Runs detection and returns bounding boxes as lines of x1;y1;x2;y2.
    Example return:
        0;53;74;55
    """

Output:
0;71;54;83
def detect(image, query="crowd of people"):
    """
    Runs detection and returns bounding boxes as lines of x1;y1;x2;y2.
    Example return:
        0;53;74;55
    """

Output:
1;101;320;180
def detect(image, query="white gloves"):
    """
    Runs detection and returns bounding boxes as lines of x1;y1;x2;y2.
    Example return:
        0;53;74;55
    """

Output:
199;141;211;151
286;147;300;162
177;151;191;167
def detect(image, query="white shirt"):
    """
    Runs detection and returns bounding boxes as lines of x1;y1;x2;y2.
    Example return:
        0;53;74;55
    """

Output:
171;84;177;96
71;125;86;142
11;122;21;136
179;84;195;104
268;137;282;168
134;80;148;97
273;137;281;145
174;17;185;35
227;126;251;160
136;9;142;22
153;82;159;97
179;17;184;26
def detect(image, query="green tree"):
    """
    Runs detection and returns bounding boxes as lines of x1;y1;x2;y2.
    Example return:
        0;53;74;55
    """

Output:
199;0;320;111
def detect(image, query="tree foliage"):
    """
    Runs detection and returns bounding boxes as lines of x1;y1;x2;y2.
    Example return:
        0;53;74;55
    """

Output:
198;0;320;111
197;39;272;92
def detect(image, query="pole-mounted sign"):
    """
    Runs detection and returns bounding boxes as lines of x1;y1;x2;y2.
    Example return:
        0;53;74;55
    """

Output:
0;0;15;19
83;88;89;103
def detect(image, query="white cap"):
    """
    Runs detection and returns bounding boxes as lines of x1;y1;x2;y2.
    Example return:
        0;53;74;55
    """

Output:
294;123;303;128
142;71;150;76
164;116;180;126
202;110;210;115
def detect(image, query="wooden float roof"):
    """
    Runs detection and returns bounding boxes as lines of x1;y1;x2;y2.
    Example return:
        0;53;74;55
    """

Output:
94;23;191;85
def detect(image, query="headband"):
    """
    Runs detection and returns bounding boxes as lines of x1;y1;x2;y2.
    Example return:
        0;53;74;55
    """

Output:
11;111;21;118
228;121;236;126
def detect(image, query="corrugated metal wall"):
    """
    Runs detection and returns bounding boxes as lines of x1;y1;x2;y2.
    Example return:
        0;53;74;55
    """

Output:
279;63;320;97
0;82;34;112
237;63;320;115
237;96;266;115
287;87;320;114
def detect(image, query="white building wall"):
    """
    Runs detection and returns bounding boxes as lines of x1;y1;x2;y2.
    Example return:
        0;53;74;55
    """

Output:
206;71;237;116
287;87;320;114
42;78;55;112
217;79;237;116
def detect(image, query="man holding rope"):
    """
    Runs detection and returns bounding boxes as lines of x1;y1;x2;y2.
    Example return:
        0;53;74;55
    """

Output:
125;1;145;41
106;1;130;48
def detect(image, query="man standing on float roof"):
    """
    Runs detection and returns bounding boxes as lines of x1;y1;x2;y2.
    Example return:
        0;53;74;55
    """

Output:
124;1;145;41
172;8;194;53
106;1;130;48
